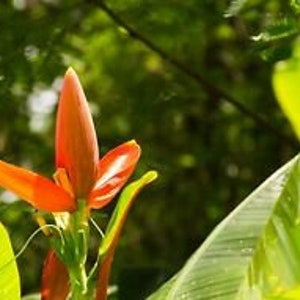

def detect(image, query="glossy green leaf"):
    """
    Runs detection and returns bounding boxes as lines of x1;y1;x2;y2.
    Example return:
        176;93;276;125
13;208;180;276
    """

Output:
0;221;20;300
95;171;158;299
273;41;300;140
148;155;300;299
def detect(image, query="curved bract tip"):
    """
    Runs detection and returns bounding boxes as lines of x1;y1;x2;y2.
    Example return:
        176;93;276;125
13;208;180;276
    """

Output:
89;140;141;209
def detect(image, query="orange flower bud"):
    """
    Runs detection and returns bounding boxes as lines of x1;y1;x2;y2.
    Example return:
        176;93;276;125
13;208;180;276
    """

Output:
55;68;99;199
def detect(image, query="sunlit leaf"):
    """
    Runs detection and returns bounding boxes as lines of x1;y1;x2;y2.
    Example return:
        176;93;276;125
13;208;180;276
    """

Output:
0;221;20;300
148;155;300;299
273;41;300;140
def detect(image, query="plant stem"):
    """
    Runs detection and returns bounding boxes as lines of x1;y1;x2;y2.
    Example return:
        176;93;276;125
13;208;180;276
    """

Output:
68;200;91;300
69;264;88;300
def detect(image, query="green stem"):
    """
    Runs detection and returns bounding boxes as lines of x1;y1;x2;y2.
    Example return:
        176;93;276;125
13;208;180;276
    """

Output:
69;264;88;300
67;200;91;300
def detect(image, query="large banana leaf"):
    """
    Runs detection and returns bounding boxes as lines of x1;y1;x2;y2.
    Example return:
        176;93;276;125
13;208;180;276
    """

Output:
148;155;300;300
0;221;20;300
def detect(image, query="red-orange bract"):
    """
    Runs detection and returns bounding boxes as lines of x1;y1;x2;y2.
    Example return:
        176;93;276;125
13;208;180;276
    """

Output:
0;68;141;212
41;250;69;300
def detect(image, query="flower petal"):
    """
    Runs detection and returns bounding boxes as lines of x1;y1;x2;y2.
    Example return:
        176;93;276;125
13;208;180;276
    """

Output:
88;140;141;209
55;68;99;198
0;160;75;212
41;250;69;300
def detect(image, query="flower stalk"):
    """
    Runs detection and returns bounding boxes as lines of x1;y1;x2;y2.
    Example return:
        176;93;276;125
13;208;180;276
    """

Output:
0;68;157;299
67;200;90;299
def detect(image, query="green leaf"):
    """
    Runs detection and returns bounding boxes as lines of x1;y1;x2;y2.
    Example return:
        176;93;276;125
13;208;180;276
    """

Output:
273;41;300;140
148;155;300;299
0;222;20;300
95;171;158;299
99;171;158;257
291;0;300;13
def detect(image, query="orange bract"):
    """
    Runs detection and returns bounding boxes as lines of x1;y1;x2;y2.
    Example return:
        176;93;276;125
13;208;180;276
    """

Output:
55;68;99;199
0;160;75;212
89;140;141;209
41;250;69;300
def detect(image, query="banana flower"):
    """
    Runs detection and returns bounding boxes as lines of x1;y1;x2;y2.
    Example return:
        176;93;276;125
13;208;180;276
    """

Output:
0;68;140;212
0;68;144;300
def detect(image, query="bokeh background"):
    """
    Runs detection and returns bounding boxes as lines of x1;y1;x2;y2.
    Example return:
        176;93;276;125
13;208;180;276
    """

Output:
0;0;298;299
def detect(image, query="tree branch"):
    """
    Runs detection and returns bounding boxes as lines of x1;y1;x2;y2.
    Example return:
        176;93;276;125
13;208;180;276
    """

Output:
86;0;298;148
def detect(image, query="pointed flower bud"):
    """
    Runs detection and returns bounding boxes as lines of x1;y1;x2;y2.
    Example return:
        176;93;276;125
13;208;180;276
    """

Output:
55;68;99;198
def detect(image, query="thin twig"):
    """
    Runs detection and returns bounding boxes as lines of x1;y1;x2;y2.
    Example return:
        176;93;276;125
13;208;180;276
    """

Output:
86;0;298;148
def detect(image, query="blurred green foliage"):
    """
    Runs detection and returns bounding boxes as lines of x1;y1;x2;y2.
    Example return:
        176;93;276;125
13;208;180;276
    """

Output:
0;0;298;298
